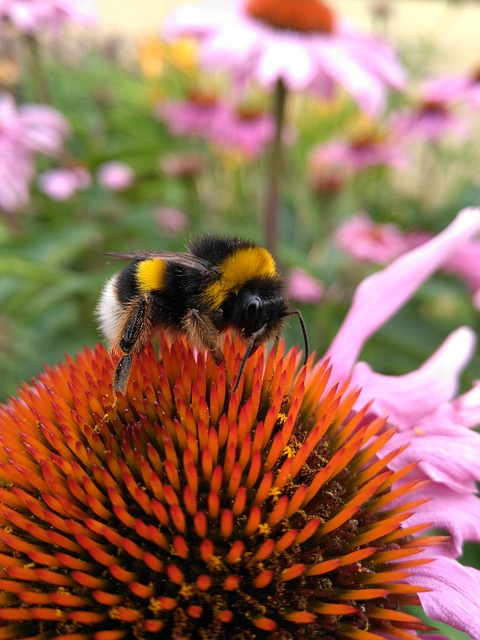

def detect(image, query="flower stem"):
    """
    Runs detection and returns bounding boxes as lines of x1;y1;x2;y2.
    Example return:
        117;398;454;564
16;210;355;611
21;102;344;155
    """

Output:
24;34;50;104
264;79;287;255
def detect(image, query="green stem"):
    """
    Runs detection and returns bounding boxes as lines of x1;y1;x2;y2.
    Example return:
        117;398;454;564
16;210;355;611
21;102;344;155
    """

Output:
264;79;287;255
24;34;50;104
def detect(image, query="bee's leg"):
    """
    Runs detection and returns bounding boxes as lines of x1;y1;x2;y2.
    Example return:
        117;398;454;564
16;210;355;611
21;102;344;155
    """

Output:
183;309;231;391
114;296;152;397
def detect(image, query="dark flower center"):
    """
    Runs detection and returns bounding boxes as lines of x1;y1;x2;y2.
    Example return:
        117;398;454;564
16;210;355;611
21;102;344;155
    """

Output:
244;0;336;34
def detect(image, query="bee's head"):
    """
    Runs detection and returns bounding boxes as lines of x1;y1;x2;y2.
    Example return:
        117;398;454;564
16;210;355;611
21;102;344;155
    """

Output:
227;279;289;341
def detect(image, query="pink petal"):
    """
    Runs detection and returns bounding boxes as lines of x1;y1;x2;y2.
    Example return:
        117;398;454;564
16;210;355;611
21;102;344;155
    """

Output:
325;207;480;381
351;327;477;426
413;554;480;640
399;485;480;556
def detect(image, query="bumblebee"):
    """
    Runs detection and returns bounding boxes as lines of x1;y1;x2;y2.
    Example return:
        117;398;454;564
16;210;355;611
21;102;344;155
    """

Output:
96;235;308;396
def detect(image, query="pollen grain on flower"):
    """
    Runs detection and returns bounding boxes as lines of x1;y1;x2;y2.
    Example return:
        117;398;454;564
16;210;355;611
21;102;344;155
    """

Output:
0;335;436;639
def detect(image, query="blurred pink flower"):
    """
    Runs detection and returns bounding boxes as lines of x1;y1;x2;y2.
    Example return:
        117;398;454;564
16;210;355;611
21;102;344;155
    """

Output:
0;0;98;33
0;142;33;211
334;212;409;264
38;166;91;201
391;97;468;142
310;135;407;171
0;92;69;156
424;66;480;109
210;106;274;158
157;95;274;158
164;0;405;116
156;92;220;138
324;207;480;635
155;206;188;236
96;161;134;191
0;92;69;211
287;267;324;304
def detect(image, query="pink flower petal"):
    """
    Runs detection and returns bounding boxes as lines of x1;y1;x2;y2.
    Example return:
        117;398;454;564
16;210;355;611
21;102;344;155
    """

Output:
351;327;477;426
412;553;480;640
325;207;480;381
399;485;480;556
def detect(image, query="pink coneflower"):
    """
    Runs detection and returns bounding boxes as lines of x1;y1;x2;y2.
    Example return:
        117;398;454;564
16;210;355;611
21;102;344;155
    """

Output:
334;212;410;264
287;266;324;304
157;94;274;159
324;207;480;636
209;104;275;159
0;92;69;211
310;135;407;172
165;0;406;254
96;161;134;191
164;0;405;116
391;95;469;143
156;90;221;139
38;165;91;201
424;65;480;110
0;0;98;34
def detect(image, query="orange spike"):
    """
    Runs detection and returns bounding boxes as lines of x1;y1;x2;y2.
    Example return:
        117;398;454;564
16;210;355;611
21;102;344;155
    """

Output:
253;570;275;589
283;611;317;623
200;539;214;563
243;504;262;536
220;509;234;539
226;540;245;564
252;616;278;631
223;575;240;591
280;564;306;582
194;512;207;538
253;539;275;562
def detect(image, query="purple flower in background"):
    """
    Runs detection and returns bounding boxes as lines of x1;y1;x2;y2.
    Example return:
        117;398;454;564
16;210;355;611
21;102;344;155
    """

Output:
310;133;407;172
155;206;189;236
334;212;409;264
0;92;69;211
96;161;134;191
156;91;221;138
38;166;91;201
391;85;469;143
424;66;480;109
157;93;274;159
324;207;480;636
210;105;274;159
287;267;324;304
0;0;98;33
164;0;405;116
0;92;69;156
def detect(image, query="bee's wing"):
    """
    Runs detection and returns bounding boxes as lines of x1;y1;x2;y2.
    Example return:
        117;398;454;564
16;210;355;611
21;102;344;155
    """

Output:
103;250;219;276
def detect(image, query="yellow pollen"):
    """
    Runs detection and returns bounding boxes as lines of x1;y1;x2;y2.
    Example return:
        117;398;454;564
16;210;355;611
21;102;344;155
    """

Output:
269;486;282;499
258;523;271;536
179;583;196;598
149;598;163;614
208;555;224;572
202;246;277;308
136;258;166;292
282;444;296;458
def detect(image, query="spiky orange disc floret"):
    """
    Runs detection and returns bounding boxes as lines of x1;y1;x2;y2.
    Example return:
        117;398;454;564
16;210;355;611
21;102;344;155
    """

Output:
0;335;435;639
245;0;336;34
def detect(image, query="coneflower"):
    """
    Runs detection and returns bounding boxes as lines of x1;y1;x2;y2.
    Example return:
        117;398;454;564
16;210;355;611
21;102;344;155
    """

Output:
0;334;438;639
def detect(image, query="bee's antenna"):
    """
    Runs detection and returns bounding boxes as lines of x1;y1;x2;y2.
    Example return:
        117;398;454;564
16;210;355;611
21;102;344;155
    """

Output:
232;324;268;393
283;309;309;365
